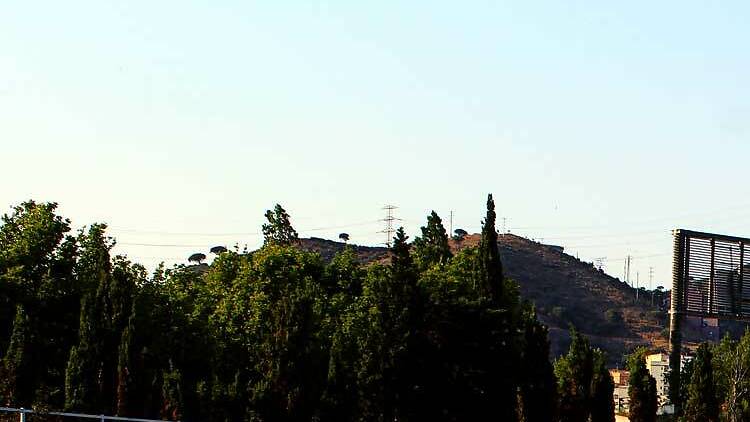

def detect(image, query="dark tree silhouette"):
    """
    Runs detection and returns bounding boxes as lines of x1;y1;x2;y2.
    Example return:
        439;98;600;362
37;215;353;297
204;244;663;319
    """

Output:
628;348;657;422
210;246;227;255
339;233;350;243
412;211;452;270
453;229;468;240
188;253;206;265
452;228;468;252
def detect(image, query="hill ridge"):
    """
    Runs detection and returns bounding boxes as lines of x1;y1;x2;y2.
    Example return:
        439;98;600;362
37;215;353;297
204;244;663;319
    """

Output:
300;233;668;362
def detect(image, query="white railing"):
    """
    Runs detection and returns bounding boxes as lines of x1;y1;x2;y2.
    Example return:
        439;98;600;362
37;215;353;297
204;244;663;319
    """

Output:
0;407;178;422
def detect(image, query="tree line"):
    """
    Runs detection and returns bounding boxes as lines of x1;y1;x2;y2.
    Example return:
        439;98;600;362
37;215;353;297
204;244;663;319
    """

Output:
0;196;664;421
668;332;750;422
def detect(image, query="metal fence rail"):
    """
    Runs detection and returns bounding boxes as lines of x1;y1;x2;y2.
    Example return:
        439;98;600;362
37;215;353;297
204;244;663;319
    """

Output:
0;407;176;422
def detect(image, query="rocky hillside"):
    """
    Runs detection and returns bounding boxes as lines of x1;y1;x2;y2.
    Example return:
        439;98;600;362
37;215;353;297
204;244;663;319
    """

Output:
301;233;668;364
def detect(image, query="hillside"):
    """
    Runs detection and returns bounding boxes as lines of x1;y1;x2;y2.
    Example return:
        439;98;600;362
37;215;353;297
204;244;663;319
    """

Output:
490;234;667;362
301;233;668;363
299;237;390;263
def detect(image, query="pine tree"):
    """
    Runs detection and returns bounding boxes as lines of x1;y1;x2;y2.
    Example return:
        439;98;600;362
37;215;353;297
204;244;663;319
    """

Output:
627;348;657;422
683;343;719;422
590;350;615;422
412;211;452;271
479;194;505;304
262;204;299;246
519;307;557;422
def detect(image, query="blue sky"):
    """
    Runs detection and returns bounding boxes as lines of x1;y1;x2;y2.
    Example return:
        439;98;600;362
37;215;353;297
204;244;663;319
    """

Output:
2;1;749;287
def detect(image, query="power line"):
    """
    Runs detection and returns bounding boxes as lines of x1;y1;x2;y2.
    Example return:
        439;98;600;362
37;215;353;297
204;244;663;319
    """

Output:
508;201;750;231
118;242;209;247
110;220;381;237
517;229;668;241
607;252;669;263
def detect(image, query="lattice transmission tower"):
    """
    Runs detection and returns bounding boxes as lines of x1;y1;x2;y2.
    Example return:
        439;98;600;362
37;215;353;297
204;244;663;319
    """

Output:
379;205;400;248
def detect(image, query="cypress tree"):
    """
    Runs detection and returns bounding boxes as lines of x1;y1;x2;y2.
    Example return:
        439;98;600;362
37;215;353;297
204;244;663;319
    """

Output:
116;307;137;417
65;224;112;412
683;343;719;422
0;305;33;406
479;194;505;304
519;307;557;422
65;294;101;412
555;328;594;422
627;348;657;422
590;350;615;422
388;227;420;421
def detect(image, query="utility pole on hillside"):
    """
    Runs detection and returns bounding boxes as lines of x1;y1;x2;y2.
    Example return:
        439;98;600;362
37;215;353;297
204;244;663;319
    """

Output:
622;258;628;284
380;205;399;248
625;255;632;287
636;271;640;302
449;211;453;238
649;267;654;289
649;266;655;306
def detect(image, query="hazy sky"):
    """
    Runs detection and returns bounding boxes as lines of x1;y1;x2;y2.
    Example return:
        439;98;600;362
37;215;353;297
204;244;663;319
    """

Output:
2;1;749;287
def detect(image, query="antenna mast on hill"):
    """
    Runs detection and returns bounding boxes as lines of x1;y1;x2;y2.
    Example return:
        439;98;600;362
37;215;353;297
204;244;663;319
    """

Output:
380;205;400;248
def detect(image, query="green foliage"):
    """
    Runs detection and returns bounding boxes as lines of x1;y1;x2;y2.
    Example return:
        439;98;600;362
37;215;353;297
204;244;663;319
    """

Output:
421;246;480;302
713;332;750;422
627;348;657;422
0;201;78;409
519;306;557;422
262;204;299;246
1;197;562;421
677;356;694;415
479;194;504;304
683;343;719;422
0;305;32;405
555;328;594;422
412;211;452;271
0;201;71;288
590;350;615;422
552;329;613;422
